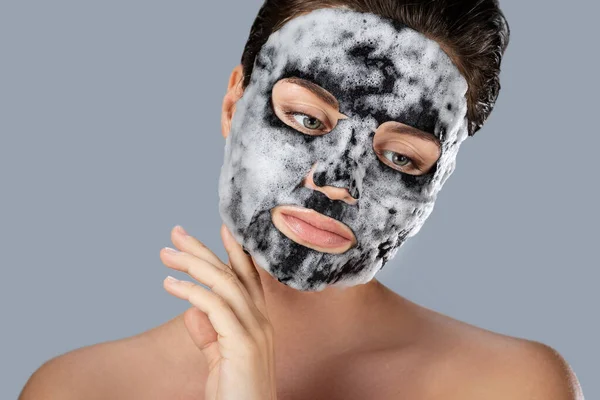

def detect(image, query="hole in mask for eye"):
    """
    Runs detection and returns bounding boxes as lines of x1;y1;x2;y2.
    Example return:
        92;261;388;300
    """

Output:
382;151;414;168
271;77;347;137
372;121;441;176
282;110;328;134
375;149;429;175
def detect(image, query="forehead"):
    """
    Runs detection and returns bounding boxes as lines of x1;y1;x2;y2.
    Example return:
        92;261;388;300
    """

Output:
255;7;468;139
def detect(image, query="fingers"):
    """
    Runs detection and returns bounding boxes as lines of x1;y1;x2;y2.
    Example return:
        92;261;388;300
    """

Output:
220;224;269;318
162;275;250;347
171;225;260;318
170;225;228;273
182;306;221;370
182;306;218;348
169;225;257;315
160;247;264;337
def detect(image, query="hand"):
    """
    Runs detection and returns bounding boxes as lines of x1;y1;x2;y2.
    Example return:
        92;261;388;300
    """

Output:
160;224;277;400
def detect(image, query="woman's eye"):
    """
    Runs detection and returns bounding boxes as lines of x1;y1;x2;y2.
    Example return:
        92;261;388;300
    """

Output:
382;150;413;168
286;112;325;131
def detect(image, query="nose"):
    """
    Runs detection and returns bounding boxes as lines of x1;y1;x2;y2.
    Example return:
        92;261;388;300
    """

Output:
302;163;358;206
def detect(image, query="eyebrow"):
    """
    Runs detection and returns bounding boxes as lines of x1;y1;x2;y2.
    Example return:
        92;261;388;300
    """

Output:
285;77;340;109
387;124;441;147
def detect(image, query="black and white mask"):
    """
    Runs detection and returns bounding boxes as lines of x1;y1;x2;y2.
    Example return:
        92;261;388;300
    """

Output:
218;7;469;292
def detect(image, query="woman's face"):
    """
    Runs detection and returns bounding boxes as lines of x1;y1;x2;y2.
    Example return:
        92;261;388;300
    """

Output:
218;7;469;292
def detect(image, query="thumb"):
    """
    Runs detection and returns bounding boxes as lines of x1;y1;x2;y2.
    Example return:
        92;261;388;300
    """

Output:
183;306;222;370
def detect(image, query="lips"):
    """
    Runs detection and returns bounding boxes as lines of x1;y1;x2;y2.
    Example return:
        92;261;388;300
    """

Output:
270;204;357;253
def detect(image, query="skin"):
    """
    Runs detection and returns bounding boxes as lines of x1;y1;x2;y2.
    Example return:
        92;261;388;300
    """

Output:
18;11;584;400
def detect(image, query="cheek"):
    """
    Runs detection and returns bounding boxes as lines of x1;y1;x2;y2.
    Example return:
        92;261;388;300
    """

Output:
349;154;435;239
356;193;425;233
228;106;321;202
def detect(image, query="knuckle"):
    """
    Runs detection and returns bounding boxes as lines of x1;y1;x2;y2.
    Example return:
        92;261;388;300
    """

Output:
210;271;238;295
247;268;261;285
221;270;240;286
211;293;229;310
222;269;237;280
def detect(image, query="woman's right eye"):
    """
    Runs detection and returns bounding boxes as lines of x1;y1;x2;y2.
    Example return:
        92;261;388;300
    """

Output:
294;113;324;130
381;150;413;168
375;149;428;175
284;111;327;133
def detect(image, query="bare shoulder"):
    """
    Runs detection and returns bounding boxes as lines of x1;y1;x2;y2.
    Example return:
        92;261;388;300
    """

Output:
461;336;585;399
19;338;124;399
19;335;148;400
389;302;585;399
480;338;585;400
19;313;206;400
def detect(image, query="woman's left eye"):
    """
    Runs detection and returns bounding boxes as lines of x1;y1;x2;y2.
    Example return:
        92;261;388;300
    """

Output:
288;112;325;130
382;150;413;168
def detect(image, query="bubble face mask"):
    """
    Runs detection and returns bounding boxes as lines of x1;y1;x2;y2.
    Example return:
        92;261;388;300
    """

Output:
218;7;469;292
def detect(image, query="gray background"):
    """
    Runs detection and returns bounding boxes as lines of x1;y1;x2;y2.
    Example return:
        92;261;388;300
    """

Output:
1;1;597;398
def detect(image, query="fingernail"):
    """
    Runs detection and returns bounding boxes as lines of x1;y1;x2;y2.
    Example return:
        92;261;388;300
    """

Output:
164;246;179;254
165;275;180;284
175;225;188;236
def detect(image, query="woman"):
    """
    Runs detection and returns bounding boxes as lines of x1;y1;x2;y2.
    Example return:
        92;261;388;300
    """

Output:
20;1;584;399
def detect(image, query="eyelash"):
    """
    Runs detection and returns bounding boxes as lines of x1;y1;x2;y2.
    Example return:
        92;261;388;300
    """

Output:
283;111;328;133
377;150;421;173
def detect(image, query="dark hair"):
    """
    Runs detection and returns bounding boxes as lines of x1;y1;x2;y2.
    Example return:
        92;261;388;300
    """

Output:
239;0;510;136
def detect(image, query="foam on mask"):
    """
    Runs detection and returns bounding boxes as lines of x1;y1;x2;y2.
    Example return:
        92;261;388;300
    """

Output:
218;7;469;291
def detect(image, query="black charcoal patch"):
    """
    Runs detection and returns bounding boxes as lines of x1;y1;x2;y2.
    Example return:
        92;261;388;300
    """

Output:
218;7;469;291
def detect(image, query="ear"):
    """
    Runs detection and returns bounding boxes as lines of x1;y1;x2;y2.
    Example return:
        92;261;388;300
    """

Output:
221;64;245;139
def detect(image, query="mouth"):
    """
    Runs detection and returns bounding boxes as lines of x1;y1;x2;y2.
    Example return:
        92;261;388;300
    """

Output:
270;205;357;254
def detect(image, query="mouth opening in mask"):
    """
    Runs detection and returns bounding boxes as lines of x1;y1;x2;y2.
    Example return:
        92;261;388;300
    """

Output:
271;204;358;254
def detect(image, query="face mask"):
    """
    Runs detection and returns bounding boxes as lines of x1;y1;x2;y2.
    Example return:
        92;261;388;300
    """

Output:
218;7;469;292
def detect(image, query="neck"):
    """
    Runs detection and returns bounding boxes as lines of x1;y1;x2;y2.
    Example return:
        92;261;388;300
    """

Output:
253;256;394;356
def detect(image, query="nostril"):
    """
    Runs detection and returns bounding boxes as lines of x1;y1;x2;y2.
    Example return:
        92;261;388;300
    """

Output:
302;163;319;189
312;169;328;187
